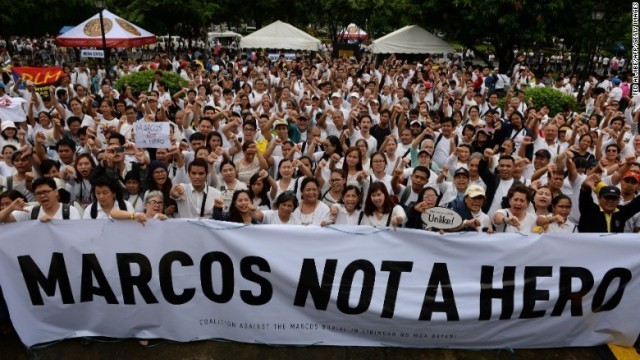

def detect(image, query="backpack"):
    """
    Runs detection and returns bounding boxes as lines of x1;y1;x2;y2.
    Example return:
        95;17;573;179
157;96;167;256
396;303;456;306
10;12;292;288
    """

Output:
31;204;71;220
90;198;128;219
0;176;13;194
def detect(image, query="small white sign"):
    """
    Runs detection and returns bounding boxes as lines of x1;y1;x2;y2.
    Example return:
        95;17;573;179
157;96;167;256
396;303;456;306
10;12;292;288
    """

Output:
421;207;463;229
81;49;105;58
134;122;170;148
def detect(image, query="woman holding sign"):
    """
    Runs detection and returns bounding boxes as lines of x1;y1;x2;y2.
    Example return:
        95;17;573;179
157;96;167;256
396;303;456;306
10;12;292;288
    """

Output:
406;186;441;230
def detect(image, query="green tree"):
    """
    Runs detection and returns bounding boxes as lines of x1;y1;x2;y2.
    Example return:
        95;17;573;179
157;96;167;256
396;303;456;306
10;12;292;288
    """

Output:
416;0;566;72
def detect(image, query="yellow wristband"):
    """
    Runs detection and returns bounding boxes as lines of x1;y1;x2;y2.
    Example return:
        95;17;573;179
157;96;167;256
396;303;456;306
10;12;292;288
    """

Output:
130;212;135;220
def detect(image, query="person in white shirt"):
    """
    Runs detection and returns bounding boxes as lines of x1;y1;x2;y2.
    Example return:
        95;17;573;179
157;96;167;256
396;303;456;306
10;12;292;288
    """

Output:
0;177;81;222
170;158;222;218
360;181;406;227
256;191;300;225
83;176;134;219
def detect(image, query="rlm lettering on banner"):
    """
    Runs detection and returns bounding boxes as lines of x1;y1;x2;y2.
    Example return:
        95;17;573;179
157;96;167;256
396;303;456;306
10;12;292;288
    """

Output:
134;122;170;148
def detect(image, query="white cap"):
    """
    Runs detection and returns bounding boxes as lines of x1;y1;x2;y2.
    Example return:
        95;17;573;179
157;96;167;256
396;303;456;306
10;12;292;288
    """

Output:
331;92;341;99
1;121;16;132
350;92;360;99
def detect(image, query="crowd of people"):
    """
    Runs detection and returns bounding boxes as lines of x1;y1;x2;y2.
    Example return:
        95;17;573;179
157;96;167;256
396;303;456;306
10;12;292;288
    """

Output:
0;40;639;335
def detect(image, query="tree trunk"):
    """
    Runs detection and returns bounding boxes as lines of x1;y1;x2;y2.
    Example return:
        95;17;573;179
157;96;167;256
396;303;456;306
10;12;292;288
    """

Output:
493;42;514;74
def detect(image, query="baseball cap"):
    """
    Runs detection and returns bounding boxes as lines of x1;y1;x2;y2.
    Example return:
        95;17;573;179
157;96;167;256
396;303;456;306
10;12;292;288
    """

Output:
423;81;433;89
418;148;431;157
464;185;486;198
0;83;5;89
349;92;360;99
535;149;551;159
410;120;422;127
454;167;470;178
622;171;640;183
599;186;621;198
611;78;621;85
331;92;341;99
273;119;288;128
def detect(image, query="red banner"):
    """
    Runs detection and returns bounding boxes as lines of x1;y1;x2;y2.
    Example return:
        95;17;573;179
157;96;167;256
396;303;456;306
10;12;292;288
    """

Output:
11;67;63;87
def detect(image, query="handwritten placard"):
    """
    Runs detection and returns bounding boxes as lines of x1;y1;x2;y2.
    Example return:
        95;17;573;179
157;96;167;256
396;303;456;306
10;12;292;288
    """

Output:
421;207;463;229
134;122;170;148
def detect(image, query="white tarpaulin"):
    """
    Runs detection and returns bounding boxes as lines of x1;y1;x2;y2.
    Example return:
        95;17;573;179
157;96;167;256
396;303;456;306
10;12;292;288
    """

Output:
240;21;320;51
372;25;454;54
1;220;639;348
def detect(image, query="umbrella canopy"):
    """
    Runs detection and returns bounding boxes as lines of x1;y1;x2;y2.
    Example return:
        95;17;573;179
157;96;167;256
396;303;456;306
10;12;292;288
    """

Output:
337;23;367;40
58;26;74;35
240;21;320;51
56;10;156;48
372;25;454;54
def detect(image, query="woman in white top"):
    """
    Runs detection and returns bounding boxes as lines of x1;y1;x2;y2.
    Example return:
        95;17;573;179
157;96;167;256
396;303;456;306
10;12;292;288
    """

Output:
341;146;365;188
292;177;331;225
360;182;406;228
0;122;20;149
217;160;248;212
256;191;299;225
234;140;269;184
83;177;134;219
64;153;96;208
535;194;578;233
270;158;311;201
329;185;363;225
492;184;537;233
367;152;393;194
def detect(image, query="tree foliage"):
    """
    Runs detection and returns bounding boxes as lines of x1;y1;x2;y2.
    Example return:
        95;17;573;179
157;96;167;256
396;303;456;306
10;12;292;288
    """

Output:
0;0;632;73
114;70;188;94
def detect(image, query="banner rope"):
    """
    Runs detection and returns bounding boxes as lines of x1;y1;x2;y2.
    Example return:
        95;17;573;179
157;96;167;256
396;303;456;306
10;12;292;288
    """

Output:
187;220;249;231
324;225;390;235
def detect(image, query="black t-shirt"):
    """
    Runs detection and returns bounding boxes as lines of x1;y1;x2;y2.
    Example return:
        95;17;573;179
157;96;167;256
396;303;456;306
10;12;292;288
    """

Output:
371;125;392;151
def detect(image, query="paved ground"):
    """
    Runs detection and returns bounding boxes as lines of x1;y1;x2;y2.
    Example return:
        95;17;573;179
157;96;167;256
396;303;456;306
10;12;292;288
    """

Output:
0;331;610;360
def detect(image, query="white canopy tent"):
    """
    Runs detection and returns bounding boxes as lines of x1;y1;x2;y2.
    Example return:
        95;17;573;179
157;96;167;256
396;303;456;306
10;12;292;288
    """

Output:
207;31;242;39
372;25;454;54
240;20;320;51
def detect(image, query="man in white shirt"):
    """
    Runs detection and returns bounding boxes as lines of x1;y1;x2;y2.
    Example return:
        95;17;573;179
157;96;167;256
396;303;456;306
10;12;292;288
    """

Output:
170;158;221;218
0;177;81;222
608;78;623;102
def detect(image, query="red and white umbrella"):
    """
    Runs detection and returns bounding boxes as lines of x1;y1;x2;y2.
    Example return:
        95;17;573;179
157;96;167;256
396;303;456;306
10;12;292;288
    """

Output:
56;10;156;48
337;23;368;40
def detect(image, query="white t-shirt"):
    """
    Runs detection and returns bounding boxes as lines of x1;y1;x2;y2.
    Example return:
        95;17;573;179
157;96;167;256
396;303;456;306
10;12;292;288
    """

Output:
360;205;406;227
82;201;134;219
494;209;537;233
261;210;299;225
488;179;514;218
13;204;81;221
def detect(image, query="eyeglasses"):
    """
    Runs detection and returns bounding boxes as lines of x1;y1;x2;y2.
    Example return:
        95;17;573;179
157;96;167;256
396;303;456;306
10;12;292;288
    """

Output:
329;178;344;183
423;195;438;200
148;200;164;206
35;189;54;197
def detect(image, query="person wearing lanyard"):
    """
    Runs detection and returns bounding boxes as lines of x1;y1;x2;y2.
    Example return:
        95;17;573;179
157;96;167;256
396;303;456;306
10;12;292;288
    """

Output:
170;158;221;219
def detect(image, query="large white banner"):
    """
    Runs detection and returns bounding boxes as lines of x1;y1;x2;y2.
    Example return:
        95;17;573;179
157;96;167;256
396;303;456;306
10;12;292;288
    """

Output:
0;220;639;348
